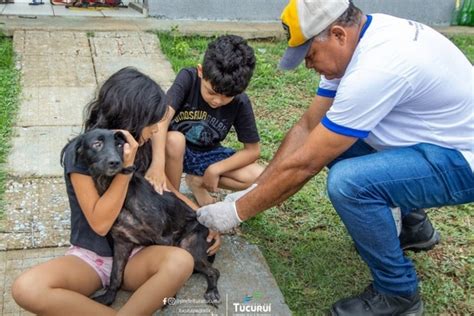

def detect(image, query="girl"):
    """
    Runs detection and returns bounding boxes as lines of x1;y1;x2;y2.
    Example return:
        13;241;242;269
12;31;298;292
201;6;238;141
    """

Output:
12;67;219;315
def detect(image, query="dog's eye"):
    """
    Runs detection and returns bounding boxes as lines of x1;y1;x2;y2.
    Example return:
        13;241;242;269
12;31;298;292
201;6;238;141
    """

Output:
92;140;103;150
116;142;124;148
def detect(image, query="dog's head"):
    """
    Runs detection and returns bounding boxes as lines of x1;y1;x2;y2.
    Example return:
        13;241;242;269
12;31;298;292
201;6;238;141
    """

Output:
74;129;127;177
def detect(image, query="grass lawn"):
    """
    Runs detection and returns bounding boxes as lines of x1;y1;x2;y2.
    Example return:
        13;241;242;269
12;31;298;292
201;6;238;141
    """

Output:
0;33;20;218
158;30;474;315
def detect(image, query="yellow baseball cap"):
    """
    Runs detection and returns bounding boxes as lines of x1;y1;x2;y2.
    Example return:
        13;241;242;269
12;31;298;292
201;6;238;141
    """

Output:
279;0;350;70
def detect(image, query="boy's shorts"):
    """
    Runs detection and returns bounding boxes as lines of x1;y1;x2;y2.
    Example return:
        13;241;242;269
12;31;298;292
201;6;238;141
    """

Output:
66;245;143;288
183;146;235;176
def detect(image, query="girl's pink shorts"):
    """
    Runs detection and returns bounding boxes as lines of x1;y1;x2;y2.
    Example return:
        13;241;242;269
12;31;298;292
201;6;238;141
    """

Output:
66;245;143;287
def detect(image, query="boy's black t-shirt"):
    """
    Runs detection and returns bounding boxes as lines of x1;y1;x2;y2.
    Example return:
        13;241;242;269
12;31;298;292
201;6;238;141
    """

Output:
63;143;113;257
166;67;260;152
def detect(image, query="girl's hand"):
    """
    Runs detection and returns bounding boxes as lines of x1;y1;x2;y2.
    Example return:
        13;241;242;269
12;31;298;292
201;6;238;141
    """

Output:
116;130;139;167
145;166;170;195
202;166;219;192
206;230;221;256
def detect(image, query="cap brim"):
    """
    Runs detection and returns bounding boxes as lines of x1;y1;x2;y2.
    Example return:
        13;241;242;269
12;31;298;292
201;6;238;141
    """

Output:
279;39;312;71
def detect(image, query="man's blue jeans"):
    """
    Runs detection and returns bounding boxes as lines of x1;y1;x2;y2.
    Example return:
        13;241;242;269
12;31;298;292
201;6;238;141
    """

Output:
326;140;474;296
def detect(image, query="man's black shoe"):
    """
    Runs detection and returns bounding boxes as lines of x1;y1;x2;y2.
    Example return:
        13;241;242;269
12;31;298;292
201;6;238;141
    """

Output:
399;209;440;252
330;284;423;316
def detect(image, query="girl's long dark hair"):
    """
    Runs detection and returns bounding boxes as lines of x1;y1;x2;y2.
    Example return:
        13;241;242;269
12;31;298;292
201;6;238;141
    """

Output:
84;67;167;173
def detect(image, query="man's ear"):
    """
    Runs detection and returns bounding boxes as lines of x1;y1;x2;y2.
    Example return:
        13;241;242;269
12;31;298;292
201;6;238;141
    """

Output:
331;25;347;46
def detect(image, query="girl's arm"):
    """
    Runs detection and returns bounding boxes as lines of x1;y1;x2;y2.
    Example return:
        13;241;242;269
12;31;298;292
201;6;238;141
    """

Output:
71;130;138;236
71;172;133;236
202;142;261;192
145;106;176;194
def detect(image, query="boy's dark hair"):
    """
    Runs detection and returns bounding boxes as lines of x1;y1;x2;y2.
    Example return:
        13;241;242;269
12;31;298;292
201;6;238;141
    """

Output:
202;35;256;97
84;67;167;172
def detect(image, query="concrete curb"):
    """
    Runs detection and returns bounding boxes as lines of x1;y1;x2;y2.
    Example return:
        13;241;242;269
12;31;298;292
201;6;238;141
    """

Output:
0;16;285;39
2;16;472;41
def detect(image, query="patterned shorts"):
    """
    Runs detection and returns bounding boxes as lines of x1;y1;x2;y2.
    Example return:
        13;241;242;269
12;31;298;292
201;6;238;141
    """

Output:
66;245;143;288
183;146;235;176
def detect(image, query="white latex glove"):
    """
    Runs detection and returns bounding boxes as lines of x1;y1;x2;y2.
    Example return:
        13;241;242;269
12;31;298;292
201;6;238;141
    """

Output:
196;201;243;232
224;183;258;202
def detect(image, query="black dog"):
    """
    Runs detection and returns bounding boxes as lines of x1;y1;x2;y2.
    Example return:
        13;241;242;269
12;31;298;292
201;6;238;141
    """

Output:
61;129;220;306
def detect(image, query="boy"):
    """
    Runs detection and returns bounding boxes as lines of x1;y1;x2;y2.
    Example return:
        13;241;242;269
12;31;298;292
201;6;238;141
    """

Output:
148;35;264;206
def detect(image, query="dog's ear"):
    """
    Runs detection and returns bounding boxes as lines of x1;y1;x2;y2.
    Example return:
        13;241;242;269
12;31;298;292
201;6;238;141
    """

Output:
113;131;127;159
114;130;127;142
73;134;86;164
60;134;84;167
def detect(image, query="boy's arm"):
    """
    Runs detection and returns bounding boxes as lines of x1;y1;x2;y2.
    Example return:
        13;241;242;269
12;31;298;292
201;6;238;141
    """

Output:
165;175;199;210
145;106;175;194
202;142;260;192
146;68;191;193
165;175;222;255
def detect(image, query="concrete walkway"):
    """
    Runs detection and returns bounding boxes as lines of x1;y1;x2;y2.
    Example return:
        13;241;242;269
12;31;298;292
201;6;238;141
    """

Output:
2;14;473;39
0;21;291;315
0;15;285;39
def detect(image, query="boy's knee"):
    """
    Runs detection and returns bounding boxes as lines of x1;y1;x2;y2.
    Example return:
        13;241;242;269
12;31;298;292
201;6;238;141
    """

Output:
12;272;47;312
249;164;264;180
166;132;186;157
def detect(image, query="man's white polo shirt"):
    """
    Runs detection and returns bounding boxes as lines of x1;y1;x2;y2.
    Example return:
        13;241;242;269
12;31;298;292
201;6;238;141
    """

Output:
317;14;473;171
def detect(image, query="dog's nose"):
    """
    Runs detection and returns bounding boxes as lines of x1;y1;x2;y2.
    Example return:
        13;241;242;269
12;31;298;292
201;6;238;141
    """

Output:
108;160;121;169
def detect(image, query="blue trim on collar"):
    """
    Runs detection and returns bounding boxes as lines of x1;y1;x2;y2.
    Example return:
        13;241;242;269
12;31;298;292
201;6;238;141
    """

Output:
359;15;372;40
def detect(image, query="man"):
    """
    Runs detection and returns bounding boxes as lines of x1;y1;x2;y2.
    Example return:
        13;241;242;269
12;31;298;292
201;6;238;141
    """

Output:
197;0;474;314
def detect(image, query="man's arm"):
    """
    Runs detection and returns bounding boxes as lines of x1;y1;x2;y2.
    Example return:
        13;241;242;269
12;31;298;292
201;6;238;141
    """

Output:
237;123;357;220
196;96;360;232
196;123;357;232
258;95;333;183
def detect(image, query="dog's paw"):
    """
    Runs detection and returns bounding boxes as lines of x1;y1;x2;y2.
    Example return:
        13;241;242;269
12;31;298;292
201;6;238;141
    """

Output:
204;289;221;307
92;290;117;306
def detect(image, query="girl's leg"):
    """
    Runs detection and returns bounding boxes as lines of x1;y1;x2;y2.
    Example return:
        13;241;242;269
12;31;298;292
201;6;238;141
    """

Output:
118;245;194;316
165;131;186;189
12;256;115;316
219;162;264;190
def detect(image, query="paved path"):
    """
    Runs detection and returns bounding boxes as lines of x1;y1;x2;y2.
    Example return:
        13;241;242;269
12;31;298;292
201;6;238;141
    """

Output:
0;15;285;39
0;26;291;315
1;14;473;39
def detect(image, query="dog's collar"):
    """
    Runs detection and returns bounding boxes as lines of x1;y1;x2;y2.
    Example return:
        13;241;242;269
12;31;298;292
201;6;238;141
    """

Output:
120;165;136;175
